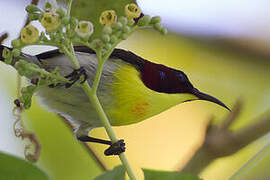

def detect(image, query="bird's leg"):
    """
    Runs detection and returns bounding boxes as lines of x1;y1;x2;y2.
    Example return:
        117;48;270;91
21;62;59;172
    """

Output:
47;67;88;88
77;135;126;156
76;124;126;156
104;139;126;156
64;67;88;88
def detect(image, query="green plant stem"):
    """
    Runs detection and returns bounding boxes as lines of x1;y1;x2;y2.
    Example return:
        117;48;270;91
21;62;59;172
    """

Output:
230;142;270;180
91;51;104;94
62;1;136;177
91;38;125;94
27;66;71;84
62;43;136;180
66;0;73;17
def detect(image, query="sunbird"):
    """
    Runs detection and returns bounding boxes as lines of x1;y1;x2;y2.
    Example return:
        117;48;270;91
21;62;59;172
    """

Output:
0;45;230;155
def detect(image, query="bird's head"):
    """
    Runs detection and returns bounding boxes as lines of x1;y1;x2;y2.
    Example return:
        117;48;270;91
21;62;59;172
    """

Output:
140;61;230;111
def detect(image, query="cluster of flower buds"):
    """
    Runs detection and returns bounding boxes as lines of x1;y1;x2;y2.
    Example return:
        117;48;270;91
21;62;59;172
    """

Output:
91;3;167;55
26;0;61;32
2;0;169;121
90;3;142;53
19;85;37;109
14;60;68;109
23;0;95;44
3;0;95;65
6;1;167;60
15;60;41;78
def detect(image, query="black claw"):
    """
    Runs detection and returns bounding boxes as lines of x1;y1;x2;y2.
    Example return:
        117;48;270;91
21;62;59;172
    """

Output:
48;84;56;88
14;99;21;108
104;139;126;156
64;67;88;88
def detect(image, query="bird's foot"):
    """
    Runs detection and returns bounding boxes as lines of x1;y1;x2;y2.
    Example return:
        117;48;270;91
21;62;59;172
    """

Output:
64;67;88;88
104;139;126;156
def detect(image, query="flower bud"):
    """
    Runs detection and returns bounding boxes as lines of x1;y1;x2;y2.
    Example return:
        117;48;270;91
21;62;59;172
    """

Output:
41;12;59;32
11;39;21;48
28;13;41;21
122;26;131;33
127;19;135;26
104;43;112;50
91;39;103;50
113;31;122;38
112;22;122;30
61;17;70;25
121;33;128;40
70;17;78;29
25;5;40;13
2;48;11;59
44;0;57;12
56;7;65;18
150;16;161;24
110;35;117;44
101;34;110;43
125;3;141;19
161;28;168;35
103;26;112;34
99;10;117;26
15;61;27;75
12;49;21;57
44;1;52;10
119;16;128;25
154;23;162;31
75;20;94;38
137;15;151;26
20;24;39;44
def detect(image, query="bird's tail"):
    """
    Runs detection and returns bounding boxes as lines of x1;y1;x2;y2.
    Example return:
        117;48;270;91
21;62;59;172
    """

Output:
0;45;40;66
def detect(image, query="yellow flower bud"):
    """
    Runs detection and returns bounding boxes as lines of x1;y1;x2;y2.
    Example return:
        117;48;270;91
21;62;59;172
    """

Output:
75;21;94;38
125;3;141;19
41;12;59;32
20;24;39;44
99;10;117;26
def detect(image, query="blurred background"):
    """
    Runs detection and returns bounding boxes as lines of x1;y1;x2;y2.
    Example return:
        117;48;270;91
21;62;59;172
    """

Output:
0;0;270;179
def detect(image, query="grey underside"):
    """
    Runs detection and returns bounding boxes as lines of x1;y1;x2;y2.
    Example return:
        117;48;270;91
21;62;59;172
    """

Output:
36;52;124;136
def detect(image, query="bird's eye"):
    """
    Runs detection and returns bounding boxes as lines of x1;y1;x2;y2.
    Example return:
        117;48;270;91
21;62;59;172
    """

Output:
176;72;186;83
158;70;166;79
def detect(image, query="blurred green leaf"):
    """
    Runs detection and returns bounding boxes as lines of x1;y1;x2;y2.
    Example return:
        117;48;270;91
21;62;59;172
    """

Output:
0;151;48;180
71;0;136;39
230;142;270;180
93;165;125;180
143;169;200;180
24;100;104;180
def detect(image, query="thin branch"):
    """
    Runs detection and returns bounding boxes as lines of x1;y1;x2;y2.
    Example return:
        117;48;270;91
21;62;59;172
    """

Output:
0;33;8;44
220;100;242;130
235;114;270;149
180;99;270;174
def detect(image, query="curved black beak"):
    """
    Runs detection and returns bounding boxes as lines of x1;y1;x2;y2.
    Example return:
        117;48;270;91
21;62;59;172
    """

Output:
192;88;231;111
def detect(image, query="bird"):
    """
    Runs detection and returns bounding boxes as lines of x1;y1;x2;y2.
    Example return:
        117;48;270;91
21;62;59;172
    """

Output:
0;45;230;155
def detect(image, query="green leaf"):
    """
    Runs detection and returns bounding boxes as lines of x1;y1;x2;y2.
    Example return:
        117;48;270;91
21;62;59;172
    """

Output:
230;141;270;180
71;0;136;40
93;165;125;180
143;169;200;180
0;151;49;180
